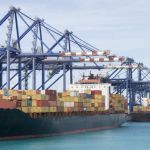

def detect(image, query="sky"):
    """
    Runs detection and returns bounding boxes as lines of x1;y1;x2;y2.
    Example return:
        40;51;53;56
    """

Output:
0;0;150;90
0;0;150;66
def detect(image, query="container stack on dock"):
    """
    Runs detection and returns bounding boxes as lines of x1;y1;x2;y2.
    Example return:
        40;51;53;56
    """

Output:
110;94;126;111
133;106;150;112
0;90;126;114
133;98;150;112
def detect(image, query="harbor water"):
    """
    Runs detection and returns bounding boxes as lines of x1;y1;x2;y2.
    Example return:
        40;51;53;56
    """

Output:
0;122;150;150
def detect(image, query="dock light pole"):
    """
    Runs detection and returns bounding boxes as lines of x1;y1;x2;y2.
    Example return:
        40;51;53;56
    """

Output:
138;63;142;104
63;63;66;91
6;11;14;89
32;24;38;90
63;31;68;91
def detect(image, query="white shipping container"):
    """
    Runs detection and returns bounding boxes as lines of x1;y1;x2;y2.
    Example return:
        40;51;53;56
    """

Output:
70;91;79;97
41;90;45;94
64;102;74;107
141;98;148;106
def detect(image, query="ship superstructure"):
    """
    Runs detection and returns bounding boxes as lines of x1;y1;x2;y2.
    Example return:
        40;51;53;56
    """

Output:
69;73;111;110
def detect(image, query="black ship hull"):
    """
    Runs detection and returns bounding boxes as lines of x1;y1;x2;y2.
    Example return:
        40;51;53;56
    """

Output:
131;112;150;122
0;109;126;140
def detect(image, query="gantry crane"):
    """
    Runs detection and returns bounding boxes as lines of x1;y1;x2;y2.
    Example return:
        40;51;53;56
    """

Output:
0;6;150;112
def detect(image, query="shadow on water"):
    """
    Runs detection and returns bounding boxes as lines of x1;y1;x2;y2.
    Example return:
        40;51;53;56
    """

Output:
0;122;150;150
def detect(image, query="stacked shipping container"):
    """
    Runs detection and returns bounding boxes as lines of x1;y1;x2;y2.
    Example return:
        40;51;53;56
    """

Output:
133;106;150;112
0;90;126;113
133;99;150;112
110;94;126;111
57;90;105;112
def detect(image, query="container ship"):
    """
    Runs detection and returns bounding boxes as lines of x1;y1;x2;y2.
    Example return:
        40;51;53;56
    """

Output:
0;74;127;140
131;102;150;122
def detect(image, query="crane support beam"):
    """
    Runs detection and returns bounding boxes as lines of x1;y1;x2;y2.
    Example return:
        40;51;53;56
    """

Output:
0;11;12;26
13;20;39;45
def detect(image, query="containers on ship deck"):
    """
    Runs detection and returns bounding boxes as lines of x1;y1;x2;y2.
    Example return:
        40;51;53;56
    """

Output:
69;91;79;97
110;94;125;111
56;89;107;113
132;98;150;113
0;90;57;113
133;105;150;112
0;89;126;113
0;99;16;109
91;90;102;95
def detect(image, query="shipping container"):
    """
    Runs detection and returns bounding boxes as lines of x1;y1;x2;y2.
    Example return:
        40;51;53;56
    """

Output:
64;102;74;107
91;90;102;95
69;91;79;97
62;91;70;97
21;107;30;113
49;107;57;112
36;100;49;107
48;101;57;107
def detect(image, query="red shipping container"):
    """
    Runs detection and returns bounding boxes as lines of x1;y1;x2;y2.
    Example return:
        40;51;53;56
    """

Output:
45;90;56;95
36;100;49;107
16;100;21;107
57;106;64;112
45;90;57;101
0;100;16;109
68;107;73;112
12;96;17;100
0;94;3;99
35;90;41;94
48;101;57;107
91;90;102;95
49;95;57;101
